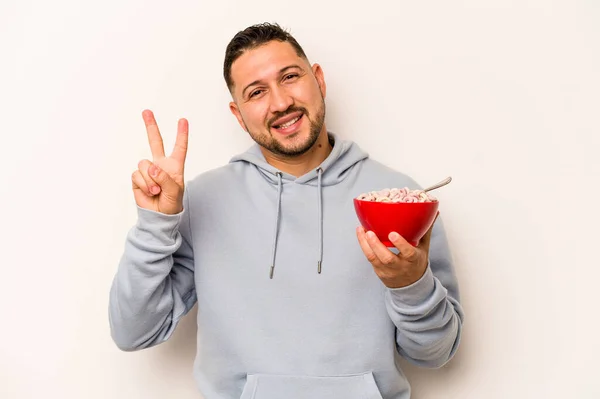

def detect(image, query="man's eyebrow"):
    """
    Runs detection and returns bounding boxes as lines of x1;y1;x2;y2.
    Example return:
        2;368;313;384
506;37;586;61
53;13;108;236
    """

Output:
242;64;304;97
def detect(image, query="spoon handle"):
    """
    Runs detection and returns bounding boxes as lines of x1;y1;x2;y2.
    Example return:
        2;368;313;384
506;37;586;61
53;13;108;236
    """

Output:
423;176;452;192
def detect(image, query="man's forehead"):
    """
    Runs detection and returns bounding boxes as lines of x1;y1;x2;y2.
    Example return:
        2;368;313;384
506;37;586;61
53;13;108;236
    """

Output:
231;41;306;86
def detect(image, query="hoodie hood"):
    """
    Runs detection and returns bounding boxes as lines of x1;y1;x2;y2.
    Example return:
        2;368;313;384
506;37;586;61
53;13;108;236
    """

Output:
228;132;369;278
229;132;369;187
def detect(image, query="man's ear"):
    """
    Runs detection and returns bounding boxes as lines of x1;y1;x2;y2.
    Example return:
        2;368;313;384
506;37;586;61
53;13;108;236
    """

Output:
229;101;248;132
312;63;326;99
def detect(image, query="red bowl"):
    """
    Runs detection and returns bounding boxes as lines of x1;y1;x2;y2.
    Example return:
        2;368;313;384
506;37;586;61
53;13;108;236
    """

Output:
354;198;439;247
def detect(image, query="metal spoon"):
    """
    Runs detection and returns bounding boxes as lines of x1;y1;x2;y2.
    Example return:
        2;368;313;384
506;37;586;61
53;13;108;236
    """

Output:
423;176;452;192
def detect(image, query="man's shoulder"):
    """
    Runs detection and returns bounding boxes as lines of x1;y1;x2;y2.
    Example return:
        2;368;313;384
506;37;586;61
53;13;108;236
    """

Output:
184;162;246;193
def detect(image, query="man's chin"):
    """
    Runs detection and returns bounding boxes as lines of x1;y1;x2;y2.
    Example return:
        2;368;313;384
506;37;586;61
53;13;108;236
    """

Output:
268;133;316;157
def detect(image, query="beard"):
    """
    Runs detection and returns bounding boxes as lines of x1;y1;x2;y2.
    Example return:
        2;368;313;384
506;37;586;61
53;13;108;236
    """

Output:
244;97;326;158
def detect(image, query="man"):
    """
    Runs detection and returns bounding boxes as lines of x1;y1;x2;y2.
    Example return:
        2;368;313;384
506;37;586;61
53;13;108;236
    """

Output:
109;22;464;399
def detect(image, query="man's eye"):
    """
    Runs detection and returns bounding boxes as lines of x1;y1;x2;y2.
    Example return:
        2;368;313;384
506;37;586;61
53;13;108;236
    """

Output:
284;74;298;80
250;89;263;98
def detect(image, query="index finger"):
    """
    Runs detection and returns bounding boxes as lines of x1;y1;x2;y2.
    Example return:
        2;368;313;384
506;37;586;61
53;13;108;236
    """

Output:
356;226;382;267
142;109;165;159
170;118;189;164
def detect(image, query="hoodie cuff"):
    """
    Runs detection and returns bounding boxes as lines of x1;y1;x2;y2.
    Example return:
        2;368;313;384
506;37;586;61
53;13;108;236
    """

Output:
387;261;436;307
133;205;184;245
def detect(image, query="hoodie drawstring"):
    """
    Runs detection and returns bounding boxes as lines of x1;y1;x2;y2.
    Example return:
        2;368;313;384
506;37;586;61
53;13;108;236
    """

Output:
269;172;283;279
317;167;323;274
269;168;324;279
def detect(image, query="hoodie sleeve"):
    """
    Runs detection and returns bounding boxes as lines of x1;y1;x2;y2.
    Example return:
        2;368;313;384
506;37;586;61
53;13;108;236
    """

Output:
384;217;465;368
108;188;197;351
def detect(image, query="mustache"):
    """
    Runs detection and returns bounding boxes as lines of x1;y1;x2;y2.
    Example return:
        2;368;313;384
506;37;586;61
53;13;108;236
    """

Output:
268;106;308;127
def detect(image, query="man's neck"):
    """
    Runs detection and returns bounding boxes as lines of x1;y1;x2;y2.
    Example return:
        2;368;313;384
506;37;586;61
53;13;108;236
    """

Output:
261;130;333;177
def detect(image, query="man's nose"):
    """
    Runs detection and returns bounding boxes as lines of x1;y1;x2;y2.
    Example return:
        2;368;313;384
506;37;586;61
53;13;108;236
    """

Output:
269;86;294;114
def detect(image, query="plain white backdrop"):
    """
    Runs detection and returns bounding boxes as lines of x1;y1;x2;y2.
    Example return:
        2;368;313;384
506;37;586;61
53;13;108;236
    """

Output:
1;0;599;398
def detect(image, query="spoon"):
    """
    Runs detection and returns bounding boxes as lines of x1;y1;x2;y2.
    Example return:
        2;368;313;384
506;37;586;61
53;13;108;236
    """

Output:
423;176;452;192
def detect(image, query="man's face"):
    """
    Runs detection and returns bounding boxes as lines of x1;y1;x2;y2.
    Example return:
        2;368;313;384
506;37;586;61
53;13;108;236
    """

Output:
229;40;327;158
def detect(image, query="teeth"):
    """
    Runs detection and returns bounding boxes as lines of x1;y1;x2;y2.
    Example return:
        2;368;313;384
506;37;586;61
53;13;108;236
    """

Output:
277;115;301;129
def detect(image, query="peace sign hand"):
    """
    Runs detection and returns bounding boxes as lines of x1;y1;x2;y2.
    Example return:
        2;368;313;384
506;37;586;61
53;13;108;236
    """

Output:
131;110;188;215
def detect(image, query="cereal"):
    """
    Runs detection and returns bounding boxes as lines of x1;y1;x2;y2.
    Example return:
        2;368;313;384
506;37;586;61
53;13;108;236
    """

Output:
356;187;437;203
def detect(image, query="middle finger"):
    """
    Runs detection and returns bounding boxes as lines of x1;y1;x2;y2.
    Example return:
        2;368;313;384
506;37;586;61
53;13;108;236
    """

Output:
365;230;397;265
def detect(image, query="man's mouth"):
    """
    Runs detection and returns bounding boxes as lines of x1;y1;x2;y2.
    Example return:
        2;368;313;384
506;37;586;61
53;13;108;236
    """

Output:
273;115;302;129
271;111;304;130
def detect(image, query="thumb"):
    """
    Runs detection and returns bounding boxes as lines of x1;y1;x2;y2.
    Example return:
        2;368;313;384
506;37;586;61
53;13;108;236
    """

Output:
149;164;180;196
419;211;440;251
388;231;417;259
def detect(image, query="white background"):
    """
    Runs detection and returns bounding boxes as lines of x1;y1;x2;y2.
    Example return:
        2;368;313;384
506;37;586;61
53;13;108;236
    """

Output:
1;0;599;398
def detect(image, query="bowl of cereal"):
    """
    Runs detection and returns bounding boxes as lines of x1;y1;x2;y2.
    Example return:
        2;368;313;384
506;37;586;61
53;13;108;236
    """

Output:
354;187;439;247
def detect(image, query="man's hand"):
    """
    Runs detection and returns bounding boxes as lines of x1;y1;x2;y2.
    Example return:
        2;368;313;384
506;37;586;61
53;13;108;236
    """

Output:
356;213;439;289
131;109;189;215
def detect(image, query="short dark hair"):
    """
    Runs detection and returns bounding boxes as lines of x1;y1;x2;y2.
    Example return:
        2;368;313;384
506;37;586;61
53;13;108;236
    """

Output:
223;22;308;93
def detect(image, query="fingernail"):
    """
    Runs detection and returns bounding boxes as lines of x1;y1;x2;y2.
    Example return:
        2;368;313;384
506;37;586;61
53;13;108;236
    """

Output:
149;165;158;177
150;185;160;194
367;231;375;239
389;232;399;241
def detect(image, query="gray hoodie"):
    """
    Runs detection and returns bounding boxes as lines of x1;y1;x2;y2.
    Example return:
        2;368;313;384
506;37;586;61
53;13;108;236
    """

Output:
108;132;464;399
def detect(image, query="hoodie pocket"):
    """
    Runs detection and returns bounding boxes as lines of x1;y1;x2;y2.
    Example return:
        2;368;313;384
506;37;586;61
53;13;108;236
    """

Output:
239;372;383;399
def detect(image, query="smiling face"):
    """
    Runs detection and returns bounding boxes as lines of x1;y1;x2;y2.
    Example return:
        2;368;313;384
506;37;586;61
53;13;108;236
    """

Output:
228;40;327;158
